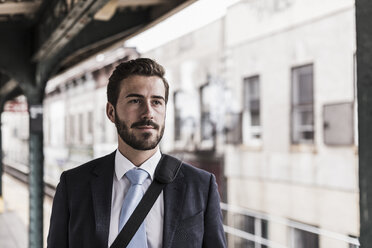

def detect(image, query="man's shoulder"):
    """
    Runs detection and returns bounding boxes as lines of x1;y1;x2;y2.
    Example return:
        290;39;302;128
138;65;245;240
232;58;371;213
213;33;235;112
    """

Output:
163;154;213;182
181;162;211;178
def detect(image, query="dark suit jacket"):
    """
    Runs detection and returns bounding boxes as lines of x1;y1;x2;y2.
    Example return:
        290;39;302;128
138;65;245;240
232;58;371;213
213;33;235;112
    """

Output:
47;152;227;248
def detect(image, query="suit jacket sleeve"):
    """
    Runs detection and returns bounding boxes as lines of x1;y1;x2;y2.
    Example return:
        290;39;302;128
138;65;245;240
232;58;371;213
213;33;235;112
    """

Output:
47;172;69;248
203;174;227;247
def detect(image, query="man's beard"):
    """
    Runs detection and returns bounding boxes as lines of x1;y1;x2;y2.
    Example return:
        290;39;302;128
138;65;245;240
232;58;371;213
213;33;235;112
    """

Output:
114;110;165;151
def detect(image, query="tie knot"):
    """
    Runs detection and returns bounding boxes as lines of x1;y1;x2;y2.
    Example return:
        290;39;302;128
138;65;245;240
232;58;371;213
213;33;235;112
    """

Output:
126;169;148;185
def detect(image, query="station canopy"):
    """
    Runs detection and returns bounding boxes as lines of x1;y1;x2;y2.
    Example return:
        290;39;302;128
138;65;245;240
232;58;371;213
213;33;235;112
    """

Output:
0;0;195;102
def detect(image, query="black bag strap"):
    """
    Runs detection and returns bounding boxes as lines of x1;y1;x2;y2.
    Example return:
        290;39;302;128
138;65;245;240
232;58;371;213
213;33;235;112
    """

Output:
110;154;182;248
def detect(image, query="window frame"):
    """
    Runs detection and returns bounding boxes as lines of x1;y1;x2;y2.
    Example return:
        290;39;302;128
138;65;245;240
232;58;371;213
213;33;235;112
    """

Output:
199;82;215;145
290;227;319;248
290;64;315;145
242;75;262;146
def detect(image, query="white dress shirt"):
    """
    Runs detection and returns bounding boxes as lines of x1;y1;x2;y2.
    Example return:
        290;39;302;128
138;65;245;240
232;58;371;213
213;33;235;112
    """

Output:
108;149;164;248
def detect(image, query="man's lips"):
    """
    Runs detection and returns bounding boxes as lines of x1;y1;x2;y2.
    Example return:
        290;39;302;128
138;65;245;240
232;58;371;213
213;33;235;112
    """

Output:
135;125;155;129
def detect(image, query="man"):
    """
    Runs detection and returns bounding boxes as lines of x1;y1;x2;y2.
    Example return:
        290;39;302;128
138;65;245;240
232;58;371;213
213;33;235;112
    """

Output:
47;58;226;248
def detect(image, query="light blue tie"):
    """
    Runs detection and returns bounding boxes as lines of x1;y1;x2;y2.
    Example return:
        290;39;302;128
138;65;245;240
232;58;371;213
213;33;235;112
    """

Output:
119;168;149;248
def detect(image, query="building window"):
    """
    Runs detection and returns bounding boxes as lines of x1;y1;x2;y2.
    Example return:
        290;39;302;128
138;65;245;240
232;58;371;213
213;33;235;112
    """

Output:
70;115;75;144
291;228;319;248
200;112;214;141
225;112;243;144
234;214;255;248
261;219;268;248
349;243;358;248
65;115;68;145
174;91;182;141
243;75;261;145
79;113;83;143
87;111;93;135
46;117;51;145
291;64;314;144
233;213;269;248
100;107;106;143
200;83;215;143
348;235;359;248
173;90;198;147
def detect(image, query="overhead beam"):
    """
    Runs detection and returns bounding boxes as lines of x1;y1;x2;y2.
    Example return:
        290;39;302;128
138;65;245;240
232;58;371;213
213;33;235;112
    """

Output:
0;1;42;15
33;0;111;62
0;79;18;96
94;0;118;21
56;8;148;70
93;0;168;21
117;0;168;7
93;0;173;21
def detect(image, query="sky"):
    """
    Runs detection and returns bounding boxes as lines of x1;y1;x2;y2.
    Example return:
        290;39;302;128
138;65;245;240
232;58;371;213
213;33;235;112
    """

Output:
125;0;240;53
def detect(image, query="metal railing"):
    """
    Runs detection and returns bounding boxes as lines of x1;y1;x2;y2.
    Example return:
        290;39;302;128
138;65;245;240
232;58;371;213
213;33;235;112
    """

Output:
221;202;360;248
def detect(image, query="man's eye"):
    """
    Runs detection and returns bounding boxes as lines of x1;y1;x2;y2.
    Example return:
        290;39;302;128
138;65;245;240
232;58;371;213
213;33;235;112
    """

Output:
129;99;140;104
153;100;162;105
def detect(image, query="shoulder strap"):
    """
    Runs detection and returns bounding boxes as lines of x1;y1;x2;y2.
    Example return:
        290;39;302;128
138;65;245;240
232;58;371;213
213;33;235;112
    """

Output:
110;154;182;248
154;154;183;183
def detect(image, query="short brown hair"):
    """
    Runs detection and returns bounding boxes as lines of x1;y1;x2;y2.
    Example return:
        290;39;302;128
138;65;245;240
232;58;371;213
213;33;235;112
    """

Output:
107;58;169;106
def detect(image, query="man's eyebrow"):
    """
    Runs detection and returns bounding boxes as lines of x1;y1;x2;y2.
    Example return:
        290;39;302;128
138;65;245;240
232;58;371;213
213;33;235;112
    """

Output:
126;94;165;101
152;95;165;101
126;93;144;98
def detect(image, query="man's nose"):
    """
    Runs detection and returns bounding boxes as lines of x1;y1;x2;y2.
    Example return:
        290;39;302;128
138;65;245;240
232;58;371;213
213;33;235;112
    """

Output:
141;101;154;119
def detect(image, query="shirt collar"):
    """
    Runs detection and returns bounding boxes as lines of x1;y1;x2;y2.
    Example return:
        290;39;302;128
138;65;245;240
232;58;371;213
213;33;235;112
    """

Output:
114;148;162;181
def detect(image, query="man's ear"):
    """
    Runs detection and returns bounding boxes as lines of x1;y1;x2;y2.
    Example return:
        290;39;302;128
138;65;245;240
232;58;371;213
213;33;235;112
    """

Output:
106;102;115;123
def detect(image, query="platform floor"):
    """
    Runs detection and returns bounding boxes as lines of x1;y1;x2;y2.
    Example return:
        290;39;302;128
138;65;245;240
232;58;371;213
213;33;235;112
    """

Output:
0;210;27;248
0;173;53;248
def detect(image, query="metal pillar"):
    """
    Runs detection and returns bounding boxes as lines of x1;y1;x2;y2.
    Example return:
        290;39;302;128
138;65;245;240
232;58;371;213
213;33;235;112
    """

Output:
0;100;4;196
28;101;44;248
356;0;372;246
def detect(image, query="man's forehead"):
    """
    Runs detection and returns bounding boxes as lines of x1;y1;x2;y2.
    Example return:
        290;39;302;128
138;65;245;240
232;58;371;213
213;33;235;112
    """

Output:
125;93;165;101
119;75;165;96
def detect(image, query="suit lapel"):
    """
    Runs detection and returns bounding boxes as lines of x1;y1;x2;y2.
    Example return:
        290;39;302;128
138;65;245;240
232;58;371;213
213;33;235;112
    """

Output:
91;152;115;247
162;169;186;248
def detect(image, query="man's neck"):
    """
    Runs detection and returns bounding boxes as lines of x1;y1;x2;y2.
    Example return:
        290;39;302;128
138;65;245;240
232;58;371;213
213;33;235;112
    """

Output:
117;139;158;167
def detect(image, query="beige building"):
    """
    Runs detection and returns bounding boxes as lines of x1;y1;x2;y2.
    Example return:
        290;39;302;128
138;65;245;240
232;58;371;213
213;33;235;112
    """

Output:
145;0;358;247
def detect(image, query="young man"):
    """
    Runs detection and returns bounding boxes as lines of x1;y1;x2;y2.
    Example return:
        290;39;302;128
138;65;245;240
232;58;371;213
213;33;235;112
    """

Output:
47;58;226;248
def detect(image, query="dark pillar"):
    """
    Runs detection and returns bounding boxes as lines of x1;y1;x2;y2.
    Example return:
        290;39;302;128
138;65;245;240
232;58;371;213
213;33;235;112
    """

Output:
356;0;372;246
28;98;44;248
0;100;5;195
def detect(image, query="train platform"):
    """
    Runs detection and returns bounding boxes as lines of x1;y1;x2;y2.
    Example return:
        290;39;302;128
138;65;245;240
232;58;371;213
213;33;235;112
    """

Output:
0;210;27;248
0;173;53;248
